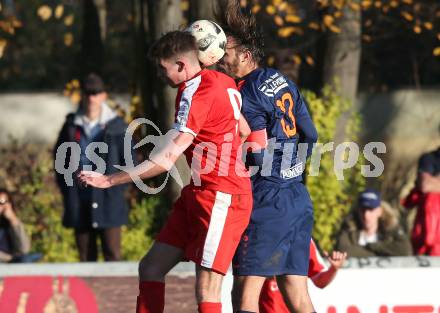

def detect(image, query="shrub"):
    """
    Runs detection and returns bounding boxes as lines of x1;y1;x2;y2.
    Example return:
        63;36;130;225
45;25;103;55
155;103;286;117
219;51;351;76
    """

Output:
0;141;161;262
0;141;77;261
121;196;162;261
303;85;366;251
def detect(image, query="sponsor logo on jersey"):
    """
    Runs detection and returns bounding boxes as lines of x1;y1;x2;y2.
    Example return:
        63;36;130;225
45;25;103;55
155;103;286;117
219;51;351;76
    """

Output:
258;72;288;97
280;162;304;179
176;101;189;125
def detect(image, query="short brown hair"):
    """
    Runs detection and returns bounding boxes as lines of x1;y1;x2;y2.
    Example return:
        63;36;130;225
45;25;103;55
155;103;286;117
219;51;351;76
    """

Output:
149;31;198;64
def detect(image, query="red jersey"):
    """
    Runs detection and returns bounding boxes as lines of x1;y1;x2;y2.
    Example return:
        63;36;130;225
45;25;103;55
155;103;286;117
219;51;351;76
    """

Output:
173;69;251;195
308;239;327;278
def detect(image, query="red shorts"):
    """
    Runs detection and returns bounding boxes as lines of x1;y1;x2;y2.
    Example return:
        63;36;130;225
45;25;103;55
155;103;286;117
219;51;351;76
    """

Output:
156;185;253;275
259;278;289;313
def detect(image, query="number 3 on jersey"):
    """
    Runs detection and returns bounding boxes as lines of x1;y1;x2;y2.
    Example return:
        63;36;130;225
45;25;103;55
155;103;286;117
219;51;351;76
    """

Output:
276;92;296;137
227;88;242;134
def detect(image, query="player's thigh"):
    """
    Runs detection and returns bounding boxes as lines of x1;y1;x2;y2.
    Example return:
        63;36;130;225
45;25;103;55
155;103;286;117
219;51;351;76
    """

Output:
276;275;314;312
138;241;184;281
189;191;252;275
155;190;189;251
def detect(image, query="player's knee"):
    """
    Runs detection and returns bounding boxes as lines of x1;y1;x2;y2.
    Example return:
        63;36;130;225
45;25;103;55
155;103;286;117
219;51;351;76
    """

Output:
295;300;313;312
231;285;241;311
196;284;221;303
138;256;165;281
195;276;222;303
290;291;313;311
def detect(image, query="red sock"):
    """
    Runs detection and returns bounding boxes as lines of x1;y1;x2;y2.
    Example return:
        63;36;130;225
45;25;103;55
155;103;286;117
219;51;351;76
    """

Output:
136;281;165;313
198;302;222;313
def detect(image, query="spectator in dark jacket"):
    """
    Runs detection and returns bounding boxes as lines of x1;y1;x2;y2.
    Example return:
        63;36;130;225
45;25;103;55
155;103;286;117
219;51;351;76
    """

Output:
337;189;412;257
54;73;135;262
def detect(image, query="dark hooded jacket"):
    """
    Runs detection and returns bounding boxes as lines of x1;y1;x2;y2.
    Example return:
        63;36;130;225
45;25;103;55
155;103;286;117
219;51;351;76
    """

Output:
54;107;136;229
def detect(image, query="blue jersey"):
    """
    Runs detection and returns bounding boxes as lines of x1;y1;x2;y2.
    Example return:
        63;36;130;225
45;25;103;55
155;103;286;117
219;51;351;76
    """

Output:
239;67;318;184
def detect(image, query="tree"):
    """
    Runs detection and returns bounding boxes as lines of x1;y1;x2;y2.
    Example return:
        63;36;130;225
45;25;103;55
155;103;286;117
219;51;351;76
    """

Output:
322;1;361;103
146;0;189;202
0;1;20;59
190;0;217;20
321;1;362;144
245;0;440;91
80;0;106;77
359;0;440;89
0;1;82;90
131;0;151;120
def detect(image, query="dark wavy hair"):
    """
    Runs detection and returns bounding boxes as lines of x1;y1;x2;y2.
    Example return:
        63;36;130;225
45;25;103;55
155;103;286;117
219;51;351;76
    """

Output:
0;188;16;227
215;0;265;65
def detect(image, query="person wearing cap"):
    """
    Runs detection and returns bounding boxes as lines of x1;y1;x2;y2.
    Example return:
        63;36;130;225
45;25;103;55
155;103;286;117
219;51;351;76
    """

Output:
336;189;412;257
54;73;136;262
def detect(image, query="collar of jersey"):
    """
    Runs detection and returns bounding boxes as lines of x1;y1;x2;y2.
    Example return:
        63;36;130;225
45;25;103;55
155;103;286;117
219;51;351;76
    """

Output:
238;67;263;83
180;68;206;88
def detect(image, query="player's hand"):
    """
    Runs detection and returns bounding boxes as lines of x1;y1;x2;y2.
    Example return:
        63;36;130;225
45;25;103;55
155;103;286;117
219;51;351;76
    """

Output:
0;201;19;225
323;250;347;270
77;171;112;189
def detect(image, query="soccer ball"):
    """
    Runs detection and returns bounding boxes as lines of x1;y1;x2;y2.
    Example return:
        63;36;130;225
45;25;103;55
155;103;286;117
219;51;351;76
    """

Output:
187;20;227;67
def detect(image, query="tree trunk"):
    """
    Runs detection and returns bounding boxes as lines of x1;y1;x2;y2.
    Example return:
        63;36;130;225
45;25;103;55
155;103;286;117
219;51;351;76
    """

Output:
147;0;184;130
322;1;362;142
323;3;361;101
132;0;151;121
190;0;216;21
94;0;107;41
80;0;106;77
272;48;300;83
146;0;189;202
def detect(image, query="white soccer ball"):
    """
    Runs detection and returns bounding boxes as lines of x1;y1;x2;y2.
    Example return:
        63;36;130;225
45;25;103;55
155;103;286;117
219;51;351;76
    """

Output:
187;20;227;67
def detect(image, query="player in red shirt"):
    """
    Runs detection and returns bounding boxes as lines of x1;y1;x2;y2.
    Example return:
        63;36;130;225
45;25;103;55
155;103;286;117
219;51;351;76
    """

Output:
78;31;252;313
259;239;347;313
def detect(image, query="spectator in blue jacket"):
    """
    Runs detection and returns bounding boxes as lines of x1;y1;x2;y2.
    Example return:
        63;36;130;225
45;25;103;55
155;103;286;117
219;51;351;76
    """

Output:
54;73;136;262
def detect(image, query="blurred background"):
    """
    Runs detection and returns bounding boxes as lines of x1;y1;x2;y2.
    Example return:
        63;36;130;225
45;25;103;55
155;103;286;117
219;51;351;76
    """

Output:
0;0;439;261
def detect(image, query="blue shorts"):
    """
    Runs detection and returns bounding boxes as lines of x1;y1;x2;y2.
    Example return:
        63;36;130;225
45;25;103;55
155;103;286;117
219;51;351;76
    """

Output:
232;181;313;277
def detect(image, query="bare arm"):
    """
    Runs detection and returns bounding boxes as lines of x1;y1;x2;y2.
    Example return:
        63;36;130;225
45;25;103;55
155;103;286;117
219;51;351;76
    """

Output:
9;221;31;255
238;113;251;143
311;250;347;289
79;131;194;188
2;204;31;256
0;251;12;263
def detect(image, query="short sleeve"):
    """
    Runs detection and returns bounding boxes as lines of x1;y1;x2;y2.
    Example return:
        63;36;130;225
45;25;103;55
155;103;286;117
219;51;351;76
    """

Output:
308;240;327;278
241;85;269;132
173;77;212;136
290;83;315;133
290;83;318;157
292;87;309;120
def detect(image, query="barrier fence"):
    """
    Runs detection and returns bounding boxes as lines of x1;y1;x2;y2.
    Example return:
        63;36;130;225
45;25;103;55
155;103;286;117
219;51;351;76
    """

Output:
1;257;439;313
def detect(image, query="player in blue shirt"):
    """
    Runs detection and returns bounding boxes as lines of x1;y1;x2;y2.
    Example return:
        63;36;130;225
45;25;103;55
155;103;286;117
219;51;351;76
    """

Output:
217;3;318;313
